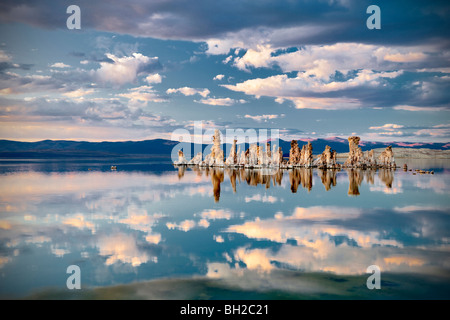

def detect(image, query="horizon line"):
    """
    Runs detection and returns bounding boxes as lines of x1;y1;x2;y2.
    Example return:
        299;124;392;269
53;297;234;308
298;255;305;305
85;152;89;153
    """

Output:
0;137;449;146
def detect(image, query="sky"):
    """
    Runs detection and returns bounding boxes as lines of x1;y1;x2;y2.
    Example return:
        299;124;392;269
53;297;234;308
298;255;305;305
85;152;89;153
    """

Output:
0;0;449;143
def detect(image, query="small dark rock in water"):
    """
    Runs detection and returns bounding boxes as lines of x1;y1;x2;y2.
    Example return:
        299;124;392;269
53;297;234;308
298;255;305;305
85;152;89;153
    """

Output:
403;164;408;171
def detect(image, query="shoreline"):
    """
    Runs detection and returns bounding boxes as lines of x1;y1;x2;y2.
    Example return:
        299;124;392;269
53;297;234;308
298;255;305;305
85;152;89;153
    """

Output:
336;147;450;159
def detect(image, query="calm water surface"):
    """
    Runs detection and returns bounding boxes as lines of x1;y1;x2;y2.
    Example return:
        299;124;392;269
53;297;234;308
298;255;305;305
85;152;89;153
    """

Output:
0;158;449;299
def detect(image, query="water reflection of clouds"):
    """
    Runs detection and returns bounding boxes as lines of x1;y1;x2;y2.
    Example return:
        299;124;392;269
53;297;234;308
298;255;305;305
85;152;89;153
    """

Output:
225;205;450;276
165;209;235;232
1;165;449;298
118;207;164;245
167;219;202;232
413;175;449;194
63;214;96;234
0;170;193;270
226;207;401;248
97;233;158;267
245;194;278;203
0;171;212;206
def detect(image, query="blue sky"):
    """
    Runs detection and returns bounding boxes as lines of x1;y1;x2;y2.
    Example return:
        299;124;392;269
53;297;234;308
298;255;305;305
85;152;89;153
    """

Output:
0;0;449;142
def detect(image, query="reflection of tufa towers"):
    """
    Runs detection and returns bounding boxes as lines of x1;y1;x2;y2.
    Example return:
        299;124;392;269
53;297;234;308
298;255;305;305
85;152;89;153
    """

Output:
347;168;364;196
378;168;394;188
289;168;313;193
211;168;224;202
176;165;396;201
318;169;337;191
346;167;394;196
192;167;286;202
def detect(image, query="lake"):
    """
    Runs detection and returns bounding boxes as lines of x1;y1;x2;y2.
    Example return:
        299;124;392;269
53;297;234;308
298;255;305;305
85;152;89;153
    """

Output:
0;158;449;299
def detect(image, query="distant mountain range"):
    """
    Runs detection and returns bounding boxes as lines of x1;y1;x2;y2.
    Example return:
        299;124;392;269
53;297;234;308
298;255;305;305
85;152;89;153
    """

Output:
0;138;448;158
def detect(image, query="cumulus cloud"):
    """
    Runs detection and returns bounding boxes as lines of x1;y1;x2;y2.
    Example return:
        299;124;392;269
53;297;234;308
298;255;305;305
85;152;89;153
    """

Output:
223;68;403;110
383;52;427;63
145;73;162;84
50;62;70;68
166;87;210;98
224;70;402;96
213;74;225;81
94;53;159;86
218;41;449;111
118;85;167;104
231;43;433;76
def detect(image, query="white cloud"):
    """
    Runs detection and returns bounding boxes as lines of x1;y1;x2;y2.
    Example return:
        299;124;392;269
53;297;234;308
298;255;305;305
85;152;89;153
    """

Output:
145;73;162;84
50;62;70;68
393;105;450;112
213;74;225;81
223;69;401;110
233;44;273;71
232;43;371;76
383;52;427;63
118;85;167;104
244;114;282;122
226;69;401;96
228;42;434;78
290;97;362;110
416;68;450;73
95;53;158;86
166;87;210;98
369;123;404;131
222;55;233;64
